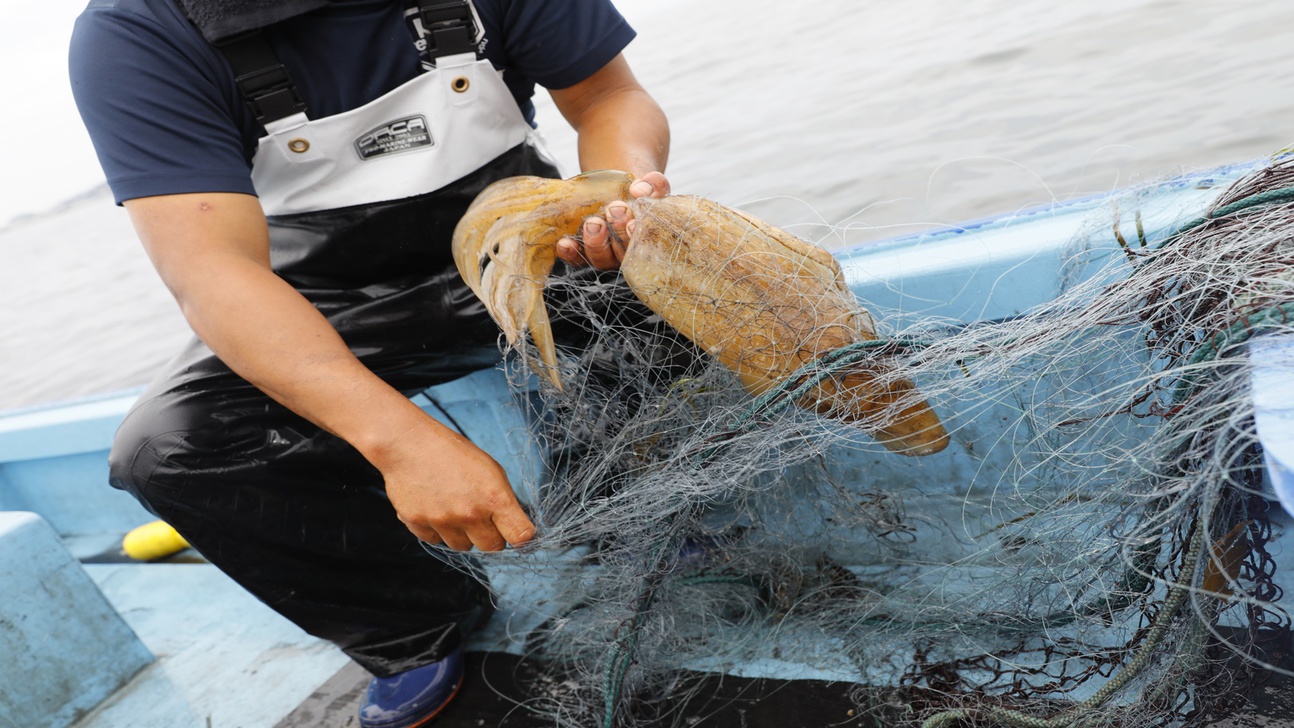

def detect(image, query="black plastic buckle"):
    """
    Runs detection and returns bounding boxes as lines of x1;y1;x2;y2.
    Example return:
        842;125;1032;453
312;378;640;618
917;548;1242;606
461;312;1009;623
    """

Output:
213;29;310;124
236;65;307;123
416;0;478;59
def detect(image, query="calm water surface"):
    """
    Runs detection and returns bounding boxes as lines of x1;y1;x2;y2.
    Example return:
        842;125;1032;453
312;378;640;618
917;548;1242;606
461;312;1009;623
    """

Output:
2;0;1292;410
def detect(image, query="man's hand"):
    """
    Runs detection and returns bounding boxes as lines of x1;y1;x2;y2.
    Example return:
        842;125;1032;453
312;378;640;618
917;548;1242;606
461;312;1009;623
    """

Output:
373;418;535;552
556;171;670;269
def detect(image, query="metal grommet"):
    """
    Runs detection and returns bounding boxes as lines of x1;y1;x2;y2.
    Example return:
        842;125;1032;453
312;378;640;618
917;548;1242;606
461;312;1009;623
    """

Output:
287;138;310;153
451;76;470;93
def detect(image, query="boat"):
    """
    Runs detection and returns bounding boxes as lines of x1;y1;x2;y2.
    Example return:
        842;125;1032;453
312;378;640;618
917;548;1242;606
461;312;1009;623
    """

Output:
4;156;1293;727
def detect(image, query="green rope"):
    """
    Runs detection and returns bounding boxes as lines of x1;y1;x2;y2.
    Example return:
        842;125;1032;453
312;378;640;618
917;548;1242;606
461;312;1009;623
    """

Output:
740;338;932;424
694;337;931;464
1170;301;1294;405
600;536;673;728
602;628;639;728
1164;185;1294;243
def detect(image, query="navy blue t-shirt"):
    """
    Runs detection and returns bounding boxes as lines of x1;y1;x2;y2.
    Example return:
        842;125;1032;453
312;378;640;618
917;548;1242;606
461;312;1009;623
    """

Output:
69;0;635;204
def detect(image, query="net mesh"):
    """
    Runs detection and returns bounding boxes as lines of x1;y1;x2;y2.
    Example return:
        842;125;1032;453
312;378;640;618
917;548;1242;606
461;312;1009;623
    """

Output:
469;158;1294;727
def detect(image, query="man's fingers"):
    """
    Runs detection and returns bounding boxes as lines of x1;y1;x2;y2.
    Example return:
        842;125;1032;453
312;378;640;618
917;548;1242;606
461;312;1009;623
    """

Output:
467;527;508;553
437;528;474;552
559;217;621;269
399;513;442;546
420;513;534;553
604;201;631;243
556;236;587;266
581;217;618;269
494;507;537;548
630;171;670;199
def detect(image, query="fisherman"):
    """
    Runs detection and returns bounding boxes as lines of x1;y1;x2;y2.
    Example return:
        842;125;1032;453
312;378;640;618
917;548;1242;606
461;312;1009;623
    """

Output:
69;0;669;724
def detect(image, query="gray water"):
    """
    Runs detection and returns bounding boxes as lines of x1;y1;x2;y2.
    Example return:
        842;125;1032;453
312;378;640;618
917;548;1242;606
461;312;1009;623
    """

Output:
2;0;1293;411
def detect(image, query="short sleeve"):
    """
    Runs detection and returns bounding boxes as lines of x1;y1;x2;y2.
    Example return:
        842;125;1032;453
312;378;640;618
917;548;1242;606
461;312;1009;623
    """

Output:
69;3;258;204
491;0;636;90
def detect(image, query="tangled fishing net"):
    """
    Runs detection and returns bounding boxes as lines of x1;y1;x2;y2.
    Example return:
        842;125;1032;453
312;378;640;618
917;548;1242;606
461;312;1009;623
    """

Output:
469;158;1294;727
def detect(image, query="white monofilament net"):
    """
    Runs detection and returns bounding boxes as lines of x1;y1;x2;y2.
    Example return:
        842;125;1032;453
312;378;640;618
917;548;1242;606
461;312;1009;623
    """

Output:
471;159;1294;727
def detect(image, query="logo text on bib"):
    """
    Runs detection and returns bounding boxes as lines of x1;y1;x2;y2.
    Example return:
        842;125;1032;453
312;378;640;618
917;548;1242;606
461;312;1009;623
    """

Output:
355;115;433;160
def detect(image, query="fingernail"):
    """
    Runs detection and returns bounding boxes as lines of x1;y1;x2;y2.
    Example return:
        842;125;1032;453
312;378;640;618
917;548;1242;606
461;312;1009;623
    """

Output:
606;204;627;221
625;220;637;238
584;219;605;236
630;180;652;197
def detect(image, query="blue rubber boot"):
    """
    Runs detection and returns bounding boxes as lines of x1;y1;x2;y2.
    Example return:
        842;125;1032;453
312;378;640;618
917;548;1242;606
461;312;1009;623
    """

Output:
358;646;465;728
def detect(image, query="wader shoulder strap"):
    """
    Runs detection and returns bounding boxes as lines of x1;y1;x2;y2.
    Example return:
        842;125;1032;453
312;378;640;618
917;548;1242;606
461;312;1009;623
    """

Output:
171;0;310;125
214;31;308;125
192;0;483;125
404;0;483;62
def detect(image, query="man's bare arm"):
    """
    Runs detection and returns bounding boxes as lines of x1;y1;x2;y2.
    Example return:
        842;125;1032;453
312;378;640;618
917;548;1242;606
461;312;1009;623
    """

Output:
124;192;535;552
549;53;671;269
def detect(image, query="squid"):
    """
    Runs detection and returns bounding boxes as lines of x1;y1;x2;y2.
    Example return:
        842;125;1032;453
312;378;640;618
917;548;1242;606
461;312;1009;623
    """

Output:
451;172;949;456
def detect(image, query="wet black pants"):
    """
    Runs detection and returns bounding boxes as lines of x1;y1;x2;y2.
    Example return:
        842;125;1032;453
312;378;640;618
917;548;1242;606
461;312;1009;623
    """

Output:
108;266;512;677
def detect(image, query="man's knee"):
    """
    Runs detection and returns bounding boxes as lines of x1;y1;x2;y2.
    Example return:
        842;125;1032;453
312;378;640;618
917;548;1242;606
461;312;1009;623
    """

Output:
107;400;195;507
